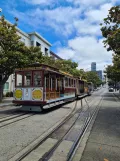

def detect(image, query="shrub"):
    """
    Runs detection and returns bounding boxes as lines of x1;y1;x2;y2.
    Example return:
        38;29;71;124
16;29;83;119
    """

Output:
9;91;13;97
5;91;13;97
6;92;10;97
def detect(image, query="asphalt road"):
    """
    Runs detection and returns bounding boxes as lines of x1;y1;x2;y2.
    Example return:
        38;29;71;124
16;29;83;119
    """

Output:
79;89;120;161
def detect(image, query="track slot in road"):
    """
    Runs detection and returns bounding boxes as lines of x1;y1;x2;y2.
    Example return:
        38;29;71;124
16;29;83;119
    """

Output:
0;113;35;128
11;97;98;161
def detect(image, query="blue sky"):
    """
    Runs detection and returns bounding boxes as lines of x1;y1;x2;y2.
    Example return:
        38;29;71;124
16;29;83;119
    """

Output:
0;0;119;70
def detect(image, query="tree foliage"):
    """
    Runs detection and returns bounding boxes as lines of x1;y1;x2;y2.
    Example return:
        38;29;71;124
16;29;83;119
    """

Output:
86;71;102;87
100;6;120;54
105;64;120;82
0;15;42;100
101;5;120;85
0;15;42;85
41;56;87;78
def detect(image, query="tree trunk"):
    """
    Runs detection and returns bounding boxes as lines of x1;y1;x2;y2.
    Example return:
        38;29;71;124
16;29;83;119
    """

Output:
0;84;3;102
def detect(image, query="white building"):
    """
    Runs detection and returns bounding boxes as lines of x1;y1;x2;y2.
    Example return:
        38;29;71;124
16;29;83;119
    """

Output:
17;29;51;55
3;25;52;95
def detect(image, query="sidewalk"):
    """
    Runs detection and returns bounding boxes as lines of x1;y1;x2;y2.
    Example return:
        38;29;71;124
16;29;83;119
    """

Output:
114;90;120;98
76;92;120;161
0;97;14;107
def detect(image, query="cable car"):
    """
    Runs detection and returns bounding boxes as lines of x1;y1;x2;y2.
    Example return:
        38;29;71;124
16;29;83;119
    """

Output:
13;63;76;111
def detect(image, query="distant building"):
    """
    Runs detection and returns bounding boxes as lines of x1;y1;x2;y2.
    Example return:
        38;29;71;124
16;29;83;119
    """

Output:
96;70;102;80
91;62;96;71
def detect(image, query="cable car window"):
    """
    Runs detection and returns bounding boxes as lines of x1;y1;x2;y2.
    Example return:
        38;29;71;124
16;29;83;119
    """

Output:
58;79;62;89
16;72;23;86
71;79;74;87
24;72;32;86
52;77;55;89
65;77;68;87
33;71;42;86
57;79;60;90
69;78;72;87
74;80;76;87
46;78;49;88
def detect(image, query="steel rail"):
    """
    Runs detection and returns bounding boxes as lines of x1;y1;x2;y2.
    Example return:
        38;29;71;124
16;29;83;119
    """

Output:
39;102;83;161
67;96;104;161
0;113;35;128
39;96;96;161
10;95;94;161
13;100;80;161
0;113;28;123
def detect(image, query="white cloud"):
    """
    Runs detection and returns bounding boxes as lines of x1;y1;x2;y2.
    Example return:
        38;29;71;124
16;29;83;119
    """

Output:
57;36;112;70
74;20;101;36
57;48;75;60
10;0;116;37
10;6;82;36
8;0;119;71
85;3;113;22
32;7;82;24
9;0;118;37
66;0;117;7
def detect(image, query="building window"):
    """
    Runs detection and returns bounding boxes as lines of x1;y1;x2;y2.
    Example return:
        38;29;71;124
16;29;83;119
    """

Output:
4;82;9;90
20;37;25;44
45;48;48;56
36;41;41;47
31;41;34;46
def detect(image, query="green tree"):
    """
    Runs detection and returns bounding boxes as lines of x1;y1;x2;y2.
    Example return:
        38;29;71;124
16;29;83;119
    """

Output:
105;65;120;87
79;69;87;79
100;6;120;54
100;5;120;89
41;57;87;78
0;16;42;101
86;71;102;87
41;55;56;66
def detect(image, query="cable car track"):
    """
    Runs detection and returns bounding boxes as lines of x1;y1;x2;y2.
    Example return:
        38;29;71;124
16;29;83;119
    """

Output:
68;92;118;161
8;99;80;161
0;109;22;120
0;113;35;128
39;97;103;161
66;96;103;161
9;95;99;161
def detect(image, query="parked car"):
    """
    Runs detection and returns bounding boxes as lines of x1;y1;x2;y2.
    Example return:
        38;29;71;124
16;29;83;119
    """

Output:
109;87;114;92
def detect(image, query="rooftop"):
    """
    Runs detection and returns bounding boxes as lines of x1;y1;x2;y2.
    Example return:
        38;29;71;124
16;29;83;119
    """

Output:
28;32;52;47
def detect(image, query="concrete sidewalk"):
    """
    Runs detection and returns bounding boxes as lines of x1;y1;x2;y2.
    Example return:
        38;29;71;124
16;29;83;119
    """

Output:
0;97;14;107
78;92;120;161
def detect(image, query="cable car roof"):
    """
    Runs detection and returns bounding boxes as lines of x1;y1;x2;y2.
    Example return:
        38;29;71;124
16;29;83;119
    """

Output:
15;63;74;77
